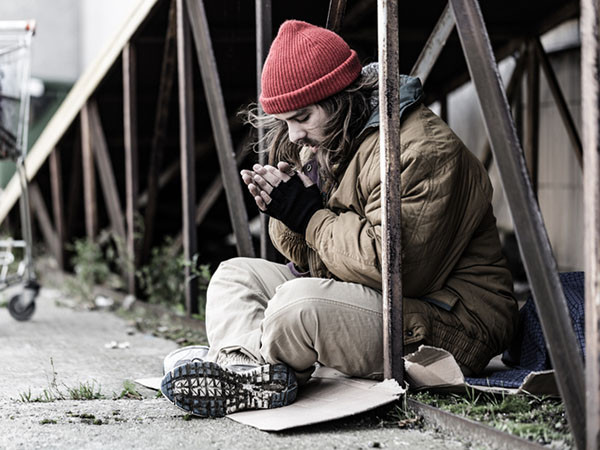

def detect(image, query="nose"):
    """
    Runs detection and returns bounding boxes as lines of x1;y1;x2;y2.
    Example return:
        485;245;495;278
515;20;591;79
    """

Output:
287;123;306;144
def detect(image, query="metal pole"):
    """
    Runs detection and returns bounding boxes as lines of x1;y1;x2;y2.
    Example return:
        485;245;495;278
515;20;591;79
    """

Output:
186;0;255;258
256;0;277;261
525;39;540;195
123;42;139;294
378;0;403;382
141;0;177;265
177;0;199;316
326;0;347;33
409;4;455;84
49;148;65;269
449;1;586;448
88;102;126;242
581;0;600;448
80;103;98;240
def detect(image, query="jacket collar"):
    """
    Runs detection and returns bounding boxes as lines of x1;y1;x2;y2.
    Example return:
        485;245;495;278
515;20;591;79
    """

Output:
361;63;424;133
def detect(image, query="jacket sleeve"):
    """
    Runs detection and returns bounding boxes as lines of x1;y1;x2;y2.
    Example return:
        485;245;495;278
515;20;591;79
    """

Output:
304;134;383;289
306;106;492;297
268;217;310;270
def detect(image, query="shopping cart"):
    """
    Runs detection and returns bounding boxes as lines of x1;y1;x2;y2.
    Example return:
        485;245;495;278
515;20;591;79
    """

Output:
0;20;39;320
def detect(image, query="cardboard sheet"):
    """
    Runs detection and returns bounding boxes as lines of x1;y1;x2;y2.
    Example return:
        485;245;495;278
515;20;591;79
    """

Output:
404;345;559;396
136;366;404;431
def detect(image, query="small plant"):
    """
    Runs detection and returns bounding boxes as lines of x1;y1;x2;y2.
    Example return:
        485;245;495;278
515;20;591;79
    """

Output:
411;390;572;447
115;380;143;400
17;359;104;403
137;237;211;314
66;381;104;400
19;388;33;402
66;237;112;302
66;230;134;302
40;418;57;425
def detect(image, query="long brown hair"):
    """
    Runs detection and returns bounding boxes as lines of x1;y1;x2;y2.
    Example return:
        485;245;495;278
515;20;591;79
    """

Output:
243;67;378;192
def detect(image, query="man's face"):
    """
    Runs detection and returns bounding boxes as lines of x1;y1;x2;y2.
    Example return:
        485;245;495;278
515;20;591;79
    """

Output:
273;105;328;153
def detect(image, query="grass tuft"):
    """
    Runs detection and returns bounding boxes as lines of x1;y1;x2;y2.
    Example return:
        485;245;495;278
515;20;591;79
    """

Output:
66;381;104;400
411;390;572;447
114;380;143;400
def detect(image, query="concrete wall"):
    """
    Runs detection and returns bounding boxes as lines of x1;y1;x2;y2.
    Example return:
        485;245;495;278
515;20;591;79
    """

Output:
445;20;583;271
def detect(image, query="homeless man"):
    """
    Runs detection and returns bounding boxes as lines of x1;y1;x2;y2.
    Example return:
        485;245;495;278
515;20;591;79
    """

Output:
160;20;518;417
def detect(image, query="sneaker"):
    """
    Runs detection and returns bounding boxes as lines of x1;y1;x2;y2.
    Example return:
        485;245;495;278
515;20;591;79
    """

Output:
163;345;210;374
160;360;298;417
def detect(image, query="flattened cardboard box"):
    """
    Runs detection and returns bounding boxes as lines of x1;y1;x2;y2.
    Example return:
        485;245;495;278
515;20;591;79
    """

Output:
136;345;556;431
136;366;404;431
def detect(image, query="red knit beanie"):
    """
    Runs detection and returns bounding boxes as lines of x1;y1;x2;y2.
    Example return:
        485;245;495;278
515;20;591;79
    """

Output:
259;20;362;115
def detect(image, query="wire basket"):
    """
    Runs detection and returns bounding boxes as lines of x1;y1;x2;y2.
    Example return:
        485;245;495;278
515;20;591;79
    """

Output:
0;21;35;161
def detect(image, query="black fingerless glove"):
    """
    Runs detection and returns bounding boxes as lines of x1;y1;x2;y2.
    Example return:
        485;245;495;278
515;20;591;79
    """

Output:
264;175;323;235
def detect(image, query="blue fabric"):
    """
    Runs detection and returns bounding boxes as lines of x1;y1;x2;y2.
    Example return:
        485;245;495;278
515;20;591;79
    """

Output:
465;272;585;389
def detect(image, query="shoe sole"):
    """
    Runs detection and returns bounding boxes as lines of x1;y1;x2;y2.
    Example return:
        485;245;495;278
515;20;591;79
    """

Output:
160;361;298;417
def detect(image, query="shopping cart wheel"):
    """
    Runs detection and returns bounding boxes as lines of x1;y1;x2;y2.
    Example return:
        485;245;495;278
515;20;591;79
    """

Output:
8;293;36;321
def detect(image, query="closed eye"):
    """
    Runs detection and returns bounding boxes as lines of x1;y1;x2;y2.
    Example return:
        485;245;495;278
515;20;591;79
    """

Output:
295;114;310;123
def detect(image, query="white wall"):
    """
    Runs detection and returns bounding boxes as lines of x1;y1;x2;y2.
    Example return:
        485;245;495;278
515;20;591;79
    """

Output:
0;0;141;83
0;0;81;82
79;0;140;72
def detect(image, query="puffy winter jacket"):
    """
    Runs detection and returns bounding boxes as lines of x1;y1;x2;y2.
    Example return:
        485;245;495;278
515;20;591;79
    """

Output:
269;75;518;358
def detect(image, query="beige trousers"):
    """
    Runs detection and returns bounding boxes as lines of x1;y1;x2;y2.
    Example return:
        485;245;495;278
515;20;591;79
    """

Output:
205;257;387;381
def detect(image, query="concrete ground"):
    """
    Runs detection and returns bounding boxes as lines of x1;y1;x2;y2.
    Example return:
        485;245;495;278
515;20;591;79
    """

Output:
0;286;469;450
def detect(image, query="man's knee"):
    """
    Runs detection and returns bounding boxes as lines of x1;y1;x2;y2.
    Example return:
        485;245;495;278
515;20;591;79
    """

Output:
260;279;326;362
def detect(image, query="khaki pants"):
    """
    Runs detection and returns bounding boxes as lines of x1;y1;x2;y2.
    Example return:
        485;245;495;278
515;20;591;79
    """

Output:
205;257;487;380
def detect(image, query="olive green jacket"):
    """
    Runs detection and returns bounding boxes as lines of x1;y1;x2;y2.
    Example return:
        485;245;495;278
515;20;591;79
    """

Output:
269;76;518;353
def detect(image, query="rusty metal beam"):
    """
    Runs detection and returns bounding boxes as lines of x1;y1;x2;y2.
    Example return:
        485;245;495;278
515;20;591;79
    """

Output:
65;134;82;241
255;0;278;261
88;101;126;242
29;182;59;259
581;0;600;448
378;0;403;383
449;1;585;448
525;39;540;194
177;0;199;316
123;42;139;294
141;0;177;265
49;147;65;269
407;399;545;450
80;103;98;240
409;4;455;85
326;0;347;32
185;0;255;258
533;37;583;169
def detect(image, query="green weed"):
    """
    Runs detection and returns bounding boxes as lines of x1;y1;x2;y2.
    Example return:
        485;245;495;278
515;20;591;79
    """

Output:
17;358;104;402
39;418;57;424
114;380;143;400
136;237;211;313
411;390;572;447
66;380;104;400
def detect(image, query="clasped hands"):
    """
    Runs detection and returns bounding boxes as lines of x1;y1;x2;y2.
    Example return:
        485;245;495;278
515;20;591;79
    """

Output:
240;162;323;235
